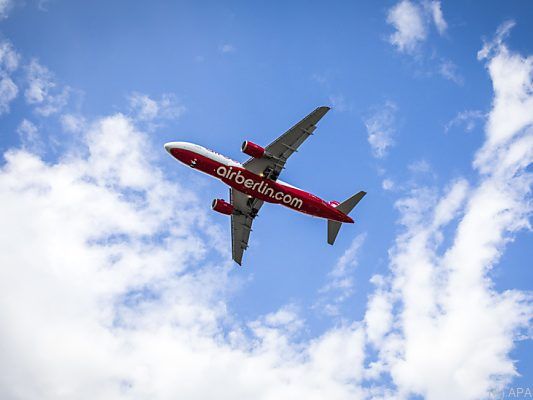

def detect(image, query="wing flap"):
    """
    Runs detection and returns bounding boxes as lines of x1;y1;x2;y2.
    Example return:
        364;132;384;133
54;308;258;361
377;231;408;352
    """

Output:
230;189;263;265
243;106;330;179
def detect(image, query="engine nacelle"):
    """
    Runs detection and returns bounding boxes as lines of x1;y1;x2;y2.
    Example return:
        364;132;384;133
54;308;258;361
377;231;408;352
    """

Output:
212;198;234;215
241;141;265;159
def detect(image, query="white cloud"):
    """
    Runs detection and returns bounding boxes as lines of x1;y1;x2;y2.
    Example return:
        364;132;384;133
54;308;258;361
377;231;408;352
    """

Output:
445;110;485;133
387;1;459;86
25;59;70;116
0;113;220;399
128;92;186;124
0;39;19;72
1;44;373;398
387;0;427;53
408;159;431;174
0;75;17;114
382;178;395;191
364;277;393;347
364;101;397;159
326;234;365;293
250;304;304;339
16;119;41;151
432;179;469;227
61;113;86;133
129;92;158;120
0;111;373;399
24;60;53;104
317;234;366;316
387;0;448;53
0;39;19;115
328;94;349;112
366;22;533;399
1;20;531;400
307;325;366;386
475;20;533;169
37;0;50;12
219;43;236;54
311;72;329;86
477;20;515;61
439;59;464;85
0;0;13;19
426;0;447;35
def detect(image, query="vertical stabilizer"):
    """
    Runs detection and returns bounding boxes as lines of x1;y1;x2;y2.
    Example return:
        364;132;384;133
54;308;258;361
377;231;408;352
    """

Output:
327;220;343;245
327;191;366;245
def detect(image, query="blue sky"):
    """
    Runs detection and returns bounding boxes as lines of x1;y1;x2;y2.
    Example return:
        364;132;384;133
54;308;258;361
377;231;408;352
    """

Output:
0;1;532;399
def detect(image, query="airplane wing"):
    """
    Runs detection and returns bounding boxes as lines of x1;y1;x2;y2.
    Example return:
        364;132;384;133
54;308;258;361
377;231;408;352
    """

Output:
230;188;264;265
243;106;330;180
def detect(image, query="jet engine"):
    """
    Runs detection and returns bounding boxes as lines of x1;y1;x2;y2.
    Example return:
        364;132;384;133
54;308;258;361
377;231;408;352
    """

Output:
212;198;234;215
241;141;265;159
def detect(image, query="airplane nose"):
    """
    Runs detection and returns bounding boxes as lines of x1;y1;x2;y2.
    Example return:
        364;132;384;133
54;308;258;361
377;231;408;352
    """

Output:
164;142;188;163
164;142;173;153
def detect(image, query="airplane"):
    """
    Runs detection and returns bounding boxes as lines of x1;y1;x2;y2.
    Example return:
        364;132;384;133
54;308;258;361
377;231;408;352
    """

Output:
164;106;366;265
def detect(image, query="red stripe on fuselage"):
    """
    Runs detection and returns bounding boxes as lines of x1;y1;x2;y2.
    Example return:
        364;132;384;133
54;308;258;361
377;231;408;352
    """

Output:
169;147;353;223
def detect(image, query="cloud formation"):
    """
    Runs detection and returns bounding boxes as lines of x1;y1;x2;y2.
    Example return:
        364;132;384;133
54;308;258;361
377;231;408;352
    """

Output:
317;234;366;316
439;59;464;85
382;178;395;191
387;0;428;53
128;92;186;124
0;39;19;115
219;43;236;54
25;59;70;116
476;20;533;167
16;119;40;151
387;0;447;54
0;0;13;19
0;17;531;400
426;0;447;35
366;22;532;399
445;110;485;133
0;110;373;399
364;101;397;159
61;113;86;133
386;1;461;84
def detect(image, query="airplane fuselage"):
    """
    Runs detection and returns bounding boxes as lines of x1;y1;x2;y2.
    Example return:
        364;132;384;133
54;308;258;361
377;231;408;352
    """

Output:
165;142;353;223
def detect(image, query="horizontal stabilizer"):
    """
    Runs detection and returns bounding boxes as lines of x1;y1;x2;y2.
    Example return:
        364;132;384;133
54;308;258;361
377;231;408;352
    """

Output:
336;191;366;215
327;191;366;245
